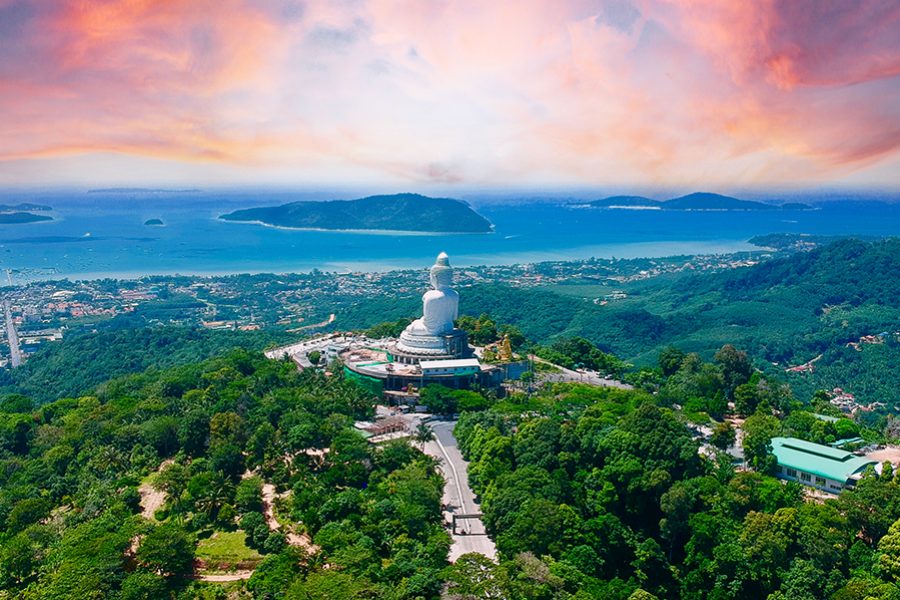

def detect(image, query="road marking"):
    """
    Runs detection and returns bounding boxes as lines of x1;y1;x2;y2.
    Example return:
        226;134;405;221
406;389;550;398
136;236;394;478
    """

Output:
431;424;471;534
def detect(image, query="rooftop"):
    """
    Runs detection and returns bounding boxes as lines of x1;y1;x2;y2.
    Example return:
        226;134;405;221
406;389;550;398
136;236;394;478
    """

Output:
771;436;876;483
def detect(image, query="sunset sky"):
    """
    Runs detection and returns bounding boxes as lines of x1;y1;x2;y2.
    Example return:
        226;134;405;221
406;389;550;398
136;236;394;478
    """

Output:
1;0;899;190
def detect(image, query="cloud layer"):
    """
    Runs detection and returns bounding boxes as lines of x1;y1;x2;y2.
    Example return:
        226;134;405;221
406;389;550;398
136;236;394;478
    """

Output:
1;0;898;188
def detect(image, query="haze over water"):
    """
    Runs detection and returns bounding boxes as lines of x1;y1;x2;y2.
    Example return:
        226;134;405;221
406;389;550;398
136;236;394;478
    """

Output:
1;191;898;282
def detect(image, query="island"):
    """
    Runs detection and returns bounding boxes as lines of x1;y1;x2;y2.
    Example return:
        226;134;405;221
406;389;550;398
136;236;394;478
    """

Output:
219;193;493;233
0;212;53;224
88;188;201;194
0;203;52;212
589;192;812;211
144;218;165;227
586;195;662;209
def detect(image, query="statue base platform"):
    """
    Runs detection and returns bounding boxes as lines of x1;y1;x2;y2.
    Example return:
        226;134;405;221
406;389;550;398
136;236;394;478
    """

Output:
389;328;472;365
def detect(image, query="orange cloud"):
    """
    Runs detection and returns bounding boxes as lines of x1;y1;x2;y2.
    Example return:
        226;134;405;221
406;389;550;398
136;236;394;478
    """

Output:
0;0;898;188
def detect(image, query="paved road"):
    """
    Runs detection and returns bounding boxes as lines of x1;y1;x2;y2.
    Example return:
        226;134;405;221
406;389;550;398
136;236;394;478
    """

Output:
424;420;497;562
531;355;632;389
4;301;22;368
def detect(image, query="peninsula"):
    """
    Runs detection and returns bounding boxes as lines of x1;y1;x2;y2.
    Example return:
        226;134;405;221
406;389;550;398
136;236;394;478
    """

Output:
589;192;812;211
0;212;53;224
219;193;493;233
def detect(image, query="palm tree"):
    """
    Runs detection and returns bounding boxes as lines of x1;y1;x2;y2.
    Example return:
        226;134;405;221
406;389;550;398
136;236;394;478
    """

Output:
414;423;435;452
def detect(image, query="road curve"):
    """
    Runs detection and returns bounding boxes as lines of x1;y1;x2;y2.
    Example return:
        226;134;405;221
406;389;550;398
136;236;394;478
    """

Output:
424;419;497;562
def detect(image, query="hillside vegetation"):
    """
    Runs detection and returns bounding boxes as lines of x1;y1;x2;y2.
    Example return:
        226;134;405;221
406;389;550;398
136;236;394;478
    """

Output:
3;344;900;598
459;239;900;403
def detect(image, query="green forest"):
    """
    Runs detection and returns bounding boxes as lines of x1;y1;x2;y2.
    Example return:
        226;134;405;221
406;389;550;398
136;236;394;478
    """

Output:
455;239;900;405
0;351;449;598
2;336;900;598
0;238;898;598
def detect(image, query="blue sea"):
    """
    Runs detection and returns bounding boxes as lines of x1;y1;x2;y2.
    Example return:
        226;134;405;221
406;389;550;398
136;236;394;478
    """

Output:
1;190;899;282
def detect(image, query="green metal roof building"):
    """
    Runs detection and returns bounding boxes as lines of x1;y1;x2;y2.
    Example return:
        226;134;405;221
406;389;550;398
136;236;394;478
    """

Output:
771;437;877;493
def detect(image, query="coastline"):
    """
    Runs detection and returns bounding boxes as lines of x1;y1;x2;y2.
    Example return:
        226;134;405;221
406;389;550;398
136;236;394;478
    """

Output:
6;238;761;284
217;217;495;236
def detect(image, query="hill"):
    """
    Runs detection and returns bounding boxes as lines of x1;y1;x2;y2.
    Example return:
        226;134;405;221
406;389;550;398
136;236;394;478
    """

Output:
664;192;778;210
0;325;290;404
588;192;812;211
220;193;493;233
454;238;900;403
588;195;662;208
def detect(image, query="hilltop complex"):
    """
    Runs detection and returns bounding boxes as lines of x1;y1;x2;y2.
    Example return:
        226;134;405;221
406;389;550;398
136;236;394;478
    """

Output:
266;252;523;399
340;252;512;397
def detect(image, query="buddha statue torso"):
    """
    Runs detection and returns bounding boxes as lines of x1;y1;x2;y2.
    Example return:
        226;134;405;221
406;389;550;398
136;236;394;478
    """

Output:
420;287;459;335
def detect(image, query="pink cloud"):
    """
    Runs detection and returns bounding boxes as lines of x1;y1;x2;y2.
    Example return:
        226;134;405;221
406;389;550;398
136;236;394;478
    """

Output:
0;0;898;187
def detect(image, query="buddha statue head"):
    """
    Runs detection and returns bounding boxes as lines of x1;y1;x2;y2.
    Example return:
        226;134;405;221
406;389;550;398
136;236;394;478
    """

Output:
429;252;453;290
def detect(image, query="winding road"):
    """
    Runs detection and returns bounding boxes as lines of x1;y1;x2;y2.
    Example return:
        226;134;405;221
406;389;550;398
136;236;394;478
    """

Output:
424;420;497;562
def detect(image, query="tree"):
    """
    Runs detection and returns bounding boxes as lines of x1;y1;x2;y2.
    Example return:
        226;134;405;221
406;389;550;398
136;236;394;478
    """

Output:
445;552;509;599
119;571;168;600
209;411;245;447
629;590;659;600
248;549;307;598
307;350;322;366
742;414;780;473
188;471;234;520
235;476;264;513
177;409;209;457
154;462;189;513
414;423;435;452
6;498;50;534
0;531;41;586
136;523;194;577
658;346;686;377
711;421;736;451
210;442;245;479
286;571;377;599
734;383;760;416
241;512;270;549
420;384;457;415
878;518;900;582
715;344;753;398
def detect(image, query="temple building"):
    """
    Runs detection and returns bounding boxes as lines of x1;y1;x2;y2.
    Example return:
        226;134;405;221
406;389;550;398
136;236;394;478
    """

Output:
341;252;512;396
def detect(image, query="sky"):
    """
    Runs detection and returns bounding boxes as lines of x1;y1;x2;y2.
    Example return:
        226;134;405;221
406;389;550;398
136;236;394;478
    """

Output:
0;0;899;191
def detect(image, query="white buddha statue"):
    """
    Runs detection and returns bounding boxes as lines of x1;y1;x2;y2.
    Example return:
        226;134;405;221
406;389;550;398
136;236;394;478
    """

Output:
407;252;458;336
396;252;463;355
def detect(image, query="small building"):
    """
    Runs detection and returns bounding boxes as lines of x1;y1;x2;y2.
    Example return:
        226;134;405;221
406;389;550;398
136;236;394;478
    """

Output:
771;436;877;493
419;358;481;377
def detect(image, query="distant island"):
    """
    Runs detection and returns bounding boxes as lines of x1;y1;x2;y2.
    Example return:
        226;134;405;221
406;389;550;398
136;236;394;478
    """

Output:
0;212;53;224
588;192;813;211
144;218;165;227
220;193;494;233
88;188;201;194
0;203;52;212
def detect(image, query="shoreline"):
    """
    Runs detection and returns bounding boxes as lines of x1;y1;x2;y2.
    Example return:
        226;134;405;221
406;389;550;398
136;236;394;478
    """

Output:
1;239;765;284
217;218;495;236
